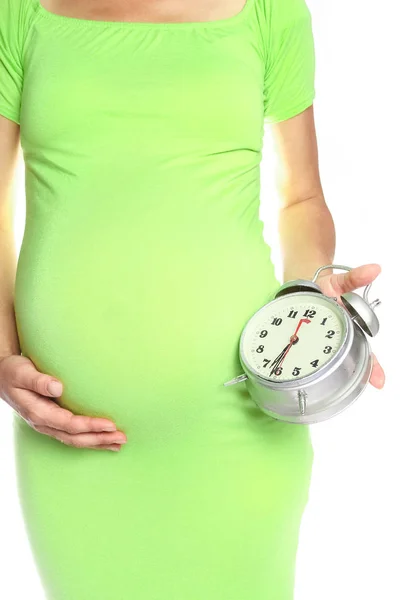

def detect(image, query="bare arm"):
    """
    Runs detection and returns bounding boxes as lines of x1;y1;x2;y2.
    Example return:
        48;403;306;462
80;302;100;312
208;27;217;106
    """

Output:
270;105;336;283
270;106;385;388
0;115;21;359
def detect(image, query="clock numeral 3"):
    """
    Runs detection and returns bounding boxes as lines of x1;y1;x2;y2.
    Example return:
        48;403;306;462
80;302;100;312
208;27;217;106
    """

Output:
323;346;332;354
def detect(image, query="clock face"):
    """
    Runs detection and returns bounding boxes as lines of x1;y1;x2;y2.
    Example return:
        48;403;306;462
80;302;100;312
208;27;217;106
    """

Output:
241;293;347;382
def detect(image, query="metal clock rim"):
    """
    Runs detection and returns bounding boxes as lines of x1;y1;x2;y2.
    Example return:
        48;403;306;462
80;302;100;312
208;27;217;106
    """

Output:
238;291;354;390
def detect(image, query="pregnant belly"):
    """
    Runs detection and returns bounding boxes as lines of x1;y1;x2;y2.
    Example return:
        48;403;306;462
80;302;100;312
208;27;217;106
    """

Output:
14;219;280;443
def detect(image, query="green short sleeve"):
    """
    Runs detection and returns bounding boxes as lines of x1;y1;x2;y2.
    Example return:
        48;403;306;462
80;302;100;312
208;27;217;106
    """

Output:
263;0;316;124
0;0;24;124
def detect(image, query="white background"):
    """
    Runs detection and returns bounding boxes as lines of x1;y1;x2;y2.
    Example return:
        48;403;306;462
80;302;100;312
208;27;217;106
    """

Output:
1;0;398;598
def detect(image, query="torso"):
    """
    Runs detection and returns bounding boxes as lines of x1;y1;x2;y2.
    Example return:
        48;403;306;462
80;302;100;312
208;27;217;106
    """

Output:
39;0;248;23
16;0;276;429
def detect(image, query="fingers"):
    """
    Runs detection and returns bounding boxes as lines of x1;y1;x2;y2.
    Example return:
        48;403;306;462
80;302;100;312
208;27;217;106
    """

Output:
94;445;123;452
13;387;128;449
333;263;381;295
369;353;385;389
29;423;127;450
1;355;119;433
13;387;125;436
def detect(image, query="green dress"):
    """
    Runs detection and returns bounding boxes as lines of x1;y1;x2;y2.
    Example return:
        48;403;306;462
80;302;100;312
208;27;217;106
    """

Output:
1;0;316;597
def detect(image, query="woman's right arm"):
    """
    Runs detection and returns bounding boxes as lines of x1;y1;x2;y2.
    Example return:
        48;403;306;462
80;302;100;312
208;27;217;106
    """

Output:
0;115;126;450
0;115;21;360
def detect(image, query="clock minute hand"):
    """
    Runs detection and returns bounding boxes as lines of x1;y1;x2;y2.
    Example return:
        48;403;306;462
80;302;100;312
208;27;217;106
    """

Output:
269;343;291;376
270;318;312;376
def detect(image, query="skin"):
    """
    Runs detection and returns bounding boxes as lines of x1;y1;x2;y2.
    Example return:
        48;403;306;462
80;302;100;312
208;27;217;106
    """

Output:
0;1;385;452
37;0;249;23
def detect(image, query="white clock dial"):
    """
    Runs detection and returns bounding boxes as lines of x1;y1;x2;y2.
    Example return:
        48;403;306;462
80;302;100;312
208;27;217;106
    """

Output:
241;293;347;382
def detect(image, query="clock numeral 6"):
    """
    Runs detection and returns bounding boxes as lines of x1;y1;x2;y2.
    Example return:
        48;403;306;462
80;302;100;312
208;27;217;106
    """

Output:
292;367;301;376
273;367;282;376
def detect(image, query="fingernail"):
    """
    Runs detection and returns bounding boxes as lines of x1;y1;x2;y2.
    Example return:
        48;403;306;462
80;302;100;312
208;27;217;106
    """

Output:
114;439;127;444
103;425;117;431
48;380;63;396
110;447;120;452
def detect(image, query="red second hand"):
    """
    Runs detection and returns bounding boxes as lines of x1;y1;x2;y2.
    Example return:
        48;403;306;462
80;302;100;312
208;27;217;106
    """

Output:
275;318;311;372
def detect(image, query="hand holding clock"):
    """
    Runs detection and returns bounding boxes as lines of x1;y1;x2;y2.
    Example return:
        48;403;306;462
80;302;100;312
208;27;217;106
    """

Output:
314;262;385;389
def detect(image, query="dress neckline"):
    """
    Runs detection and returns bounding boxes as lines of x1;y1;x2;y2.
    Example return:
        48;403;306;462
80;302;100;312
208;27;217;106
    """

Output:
35;0;255;30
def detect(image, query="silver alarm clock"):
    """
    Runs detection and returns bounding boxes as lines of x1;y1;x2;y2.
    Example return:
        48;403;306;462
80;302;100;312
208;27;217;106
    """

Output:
223;264;381;424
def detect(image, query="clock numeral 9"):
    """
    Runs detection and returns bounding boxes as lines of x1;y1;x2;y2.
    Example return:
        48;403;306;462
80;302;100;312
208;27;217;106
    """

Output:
323;346;332;354
292;367;301;376
259;330;268;338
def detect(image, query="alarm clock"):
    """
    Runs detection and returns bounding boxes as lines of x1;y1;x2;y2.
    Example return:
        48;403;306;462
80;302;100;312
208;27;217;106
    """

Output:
223;264;381;424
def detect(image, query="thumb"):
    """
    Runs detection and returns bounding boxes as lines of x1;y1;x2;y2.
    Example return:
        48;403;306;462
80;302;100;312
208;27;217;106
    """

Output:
13;357;63;398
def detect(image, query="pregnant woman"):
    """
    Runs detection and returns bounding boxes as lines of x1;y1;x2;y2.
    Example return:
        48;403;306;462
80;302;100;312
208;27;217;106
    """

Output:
0;0;385;598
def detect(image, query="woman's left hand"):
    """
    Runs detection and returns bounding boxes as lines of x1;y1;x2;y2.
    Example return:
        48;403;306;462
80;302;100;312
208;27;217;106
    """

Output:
315;262;385;390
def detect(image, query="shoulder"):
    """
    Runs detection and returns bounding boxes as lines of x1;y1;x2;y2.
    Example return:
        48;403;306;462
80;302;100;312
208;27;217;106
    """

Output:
262;0;312;30
0;0;38;53
0;0;34;18
0;0;38;33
